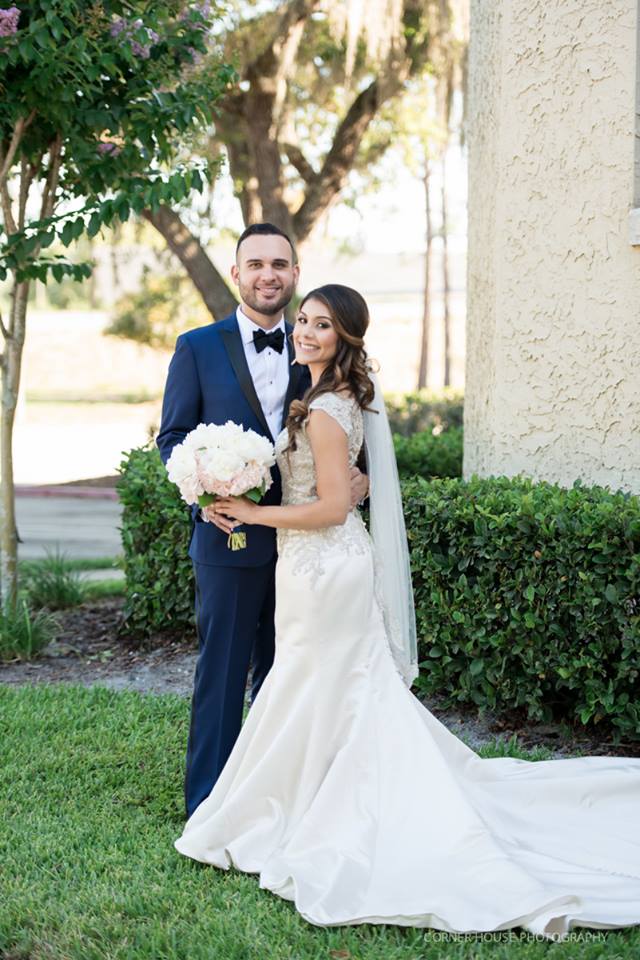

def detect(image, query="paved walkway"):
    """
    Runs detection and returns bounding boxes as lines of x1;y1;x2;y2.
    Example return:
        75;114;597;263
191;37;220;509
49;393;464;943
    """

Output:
16;494;122;561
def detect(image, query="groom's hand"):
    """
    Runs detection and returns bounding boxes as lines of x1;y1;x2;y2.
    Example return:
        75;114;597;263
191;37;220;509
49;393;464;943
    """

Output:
349;467;369;508
201;504;236;534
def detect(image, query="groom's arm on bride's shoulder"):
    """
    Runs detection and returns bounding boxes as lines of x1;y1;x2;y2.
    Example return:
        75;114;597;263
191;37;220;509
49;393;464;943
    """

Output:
156;334;200;466
215;409;351;531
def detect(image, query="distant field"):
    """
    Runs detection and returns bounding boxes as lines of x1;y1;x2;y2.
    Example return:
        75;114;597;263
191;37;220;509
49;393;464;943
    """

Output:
12;300;465;484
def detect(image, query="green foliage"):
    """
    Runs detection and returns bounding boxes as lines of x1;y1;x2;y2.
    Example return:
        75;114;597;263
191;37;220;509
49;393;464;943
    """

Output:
385;388;464;436
23;548;88;610
117;443;193;638
394;426;463;479
403;474;640;740
0;596;57;660
107;267;211;348
0;0;234;282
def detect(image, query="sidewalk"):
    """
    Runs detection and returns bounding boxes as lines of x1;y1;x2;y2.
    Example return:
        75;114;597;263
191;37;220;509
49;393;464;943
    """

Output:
16;489;122;561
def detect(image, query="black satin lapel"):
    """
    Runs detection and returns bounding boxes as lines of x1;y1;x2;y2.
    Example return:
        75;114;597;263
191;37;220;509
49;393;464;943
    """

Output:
220;327;273;442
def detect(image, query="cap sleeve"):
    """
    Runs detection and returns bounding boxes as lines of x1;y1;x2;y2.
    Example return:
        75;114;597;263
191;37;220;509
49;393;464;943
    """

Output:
308;393;353;436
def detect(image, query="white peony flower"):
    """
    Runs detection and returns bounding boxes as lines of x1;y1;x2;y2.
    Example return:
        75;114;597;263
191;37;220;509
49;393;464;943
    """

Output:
166;421;276;507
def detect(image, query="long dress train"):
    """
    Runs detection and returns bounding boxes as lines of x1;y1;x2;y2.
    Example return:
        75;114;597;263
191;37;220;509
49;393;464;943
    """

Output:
174;392;640;941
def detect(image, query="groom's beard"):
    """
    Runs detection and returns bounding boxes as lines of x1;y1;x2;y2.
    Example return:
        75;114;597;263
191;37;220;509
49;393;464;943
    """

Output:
239;279;295;317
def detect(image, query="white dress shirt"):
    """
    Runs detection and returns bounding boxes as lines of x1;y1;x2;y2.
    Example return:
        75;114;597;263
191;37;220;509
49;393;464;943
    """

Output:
236;306;290;440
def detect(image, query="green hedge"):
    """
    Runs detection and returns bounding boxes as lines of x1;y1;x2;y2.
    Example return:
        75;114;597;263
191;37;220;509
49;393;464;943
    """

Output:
394;426;463;479
117;446;640;739
117;444;193;638
385;388;464;437
403;474;640;740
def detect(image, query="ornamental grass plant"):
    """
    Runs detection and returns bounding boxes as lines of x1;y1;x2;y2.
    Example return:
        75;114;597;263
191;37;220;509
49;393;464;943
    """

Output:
22;549;88;611
0;596;56;661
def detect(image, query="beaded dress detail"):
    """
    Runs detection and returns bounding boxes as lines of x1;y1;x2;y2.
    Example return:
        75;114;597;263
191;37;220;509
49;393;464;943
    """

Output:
175;393;640;941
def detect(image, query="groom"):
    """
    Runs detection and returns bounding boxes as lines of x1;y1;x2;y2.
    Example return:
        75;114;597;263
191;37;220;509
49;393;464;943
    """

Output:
157;222;368;818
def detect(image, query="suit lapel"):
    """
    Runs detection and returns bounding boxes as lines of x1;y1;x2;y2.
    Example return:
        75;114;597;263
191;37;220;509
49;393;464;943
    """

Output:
282;320;304;429
219;318;274;442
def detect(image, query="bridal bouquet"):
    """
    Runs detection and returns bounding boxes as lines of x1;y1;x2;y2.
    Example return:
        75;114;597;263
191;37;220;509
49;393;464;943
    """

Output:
166;421;275;550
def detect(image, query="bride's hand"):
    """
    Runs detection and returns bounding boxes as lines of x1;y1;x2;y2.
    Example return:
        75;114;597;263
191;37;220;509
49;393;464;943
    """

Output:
213;496;259;525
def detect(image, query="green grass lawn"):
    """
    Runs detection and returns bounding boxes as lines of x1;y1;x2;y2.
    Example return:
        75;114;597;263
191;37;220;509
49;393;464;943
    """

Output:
1;684;637;960
19;556;124;575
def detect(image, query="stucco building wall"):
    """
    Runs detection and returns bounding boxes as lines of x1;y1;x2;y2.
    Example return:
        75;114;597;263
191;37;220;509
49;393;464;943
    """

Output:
465;0;640;493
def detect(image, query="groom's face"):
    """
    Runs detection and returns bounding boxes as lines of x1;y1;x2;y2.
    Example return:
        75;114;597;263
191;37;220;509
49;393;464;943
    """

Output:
231;234;299;320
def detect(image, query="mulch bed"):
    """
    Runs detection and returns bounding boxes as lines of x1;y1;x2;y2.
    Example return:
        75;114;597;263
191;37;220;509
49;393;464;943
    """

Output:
1;597;638;759
0;598;196;691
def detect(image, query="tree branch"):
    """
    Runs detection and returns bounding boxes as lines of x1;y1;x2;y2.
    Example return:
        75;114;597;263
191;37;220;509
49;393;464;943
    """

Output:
18;157;29;232
0;143;17;235
39;134;63;222
0;110;36;184
0;307;10;343
292;0;437;242
142;205;238;320
293;79;380;241
246;0;322;80
282;143;316;183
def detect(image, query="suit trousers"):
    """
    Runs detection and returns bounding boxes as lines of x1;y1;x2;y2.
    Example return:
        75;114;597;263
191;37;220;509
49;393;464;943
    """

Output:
184;558;276;818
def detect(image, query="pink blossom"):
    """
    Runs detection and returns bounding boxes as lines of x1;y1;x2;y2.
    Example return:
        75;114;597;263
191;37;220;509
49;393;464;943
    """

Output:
180;1;211;27
0;6;20;37
109;16;159;58
109;17;126;38
208;479;233;497
131;39;151;58
97;142;122;156
229;463;265;496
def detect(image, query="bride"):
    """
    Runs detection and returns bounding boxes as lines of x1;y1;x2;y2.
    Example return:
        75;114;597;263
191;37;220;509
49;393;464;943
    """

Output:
174;283;640;941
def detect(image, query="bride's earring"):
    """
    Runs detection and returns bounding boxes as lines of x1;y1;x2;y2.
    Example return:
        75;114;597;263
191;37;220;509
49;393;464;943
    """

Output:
288;333;297;365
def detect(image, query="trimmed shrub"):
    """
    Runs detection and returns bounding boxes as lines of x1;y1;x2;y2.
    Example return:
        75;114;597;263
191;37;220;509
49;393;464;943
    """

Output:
403;474;640;740
385;388;464;437
394;426;463;480
117;444;193;638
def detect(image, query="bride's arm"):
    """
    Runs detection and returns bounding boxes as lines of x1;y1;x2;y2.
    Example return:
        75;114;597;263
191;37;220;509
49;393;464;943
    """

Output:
214;410;351;530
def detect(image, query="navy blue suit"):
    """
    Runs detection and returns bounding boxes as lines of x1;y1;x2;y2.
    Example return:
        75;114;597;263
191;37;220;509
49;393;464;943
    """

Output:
157;312;310;817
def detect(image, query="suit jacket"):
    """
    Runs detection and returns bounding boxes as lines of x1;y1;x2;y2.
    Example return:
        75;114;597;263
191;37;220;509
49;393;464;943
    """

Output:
156;312;311;567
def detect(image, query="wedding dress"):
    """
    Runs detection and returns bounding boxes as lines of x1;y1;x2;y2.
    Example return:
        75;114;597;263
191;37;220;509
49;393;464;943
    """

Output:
174;392;640;941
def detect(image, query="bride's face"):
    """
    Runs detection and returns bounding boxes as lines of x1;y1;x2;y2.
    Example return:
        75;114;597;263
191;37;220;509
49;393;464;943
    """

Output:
293;298;339;368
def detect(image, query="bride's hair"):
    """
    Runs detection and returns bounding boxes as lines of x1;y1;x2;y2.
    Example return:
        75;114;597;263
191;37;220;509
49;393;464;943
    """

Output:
284;284;376;452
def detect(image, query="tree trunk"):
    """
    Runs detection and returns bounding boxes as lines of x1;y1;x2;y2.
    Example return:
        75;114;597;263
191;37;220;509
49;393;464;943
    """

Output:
110;225;121;300
142;206;238;320
418;161;434;390
244;87;294;236
0;279;28;605
441;148;451;388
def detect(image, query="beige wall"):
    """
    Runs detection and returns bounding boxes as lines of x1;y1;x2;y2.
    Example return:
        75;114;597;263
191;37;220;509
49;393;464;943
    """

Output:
465;0;640;494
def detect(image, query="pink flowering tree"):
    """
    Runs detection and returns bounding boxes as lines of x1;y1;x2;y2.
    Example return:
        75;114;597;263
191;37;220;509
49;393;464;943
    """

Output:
0;0;233;603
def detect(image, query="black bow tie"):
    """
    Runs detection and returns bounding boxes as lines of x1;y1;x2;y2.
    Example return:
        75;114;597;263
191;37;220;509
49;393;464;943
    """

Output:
253;327;285;354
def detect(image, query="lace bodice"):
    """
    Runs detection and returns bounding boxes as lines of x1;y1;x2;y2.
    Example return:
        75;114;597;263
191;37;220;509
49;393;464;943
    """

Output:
274;390;412;684
274;391;368;577
275;392;364;506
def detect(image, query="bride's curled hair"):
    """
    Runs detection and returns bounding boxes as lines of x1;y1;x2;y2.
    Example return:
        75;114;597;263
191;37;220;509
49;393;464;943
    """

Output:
285;284;376;453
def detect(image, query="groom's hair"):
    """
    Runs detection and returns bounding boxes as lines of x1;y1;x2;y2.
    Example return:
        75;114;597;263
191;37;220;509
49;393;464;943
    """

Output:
236;222;297;265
